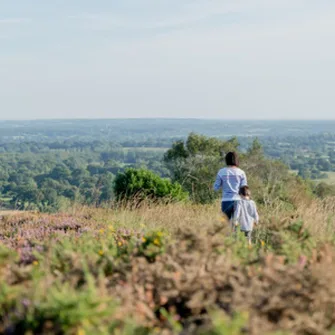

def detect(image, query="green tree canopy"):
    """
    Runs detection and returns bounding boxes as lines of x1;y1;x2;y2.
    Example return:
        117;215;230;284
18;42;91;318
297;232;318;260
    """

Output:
164;133;239;204
113;168;187;204
164;133;310;207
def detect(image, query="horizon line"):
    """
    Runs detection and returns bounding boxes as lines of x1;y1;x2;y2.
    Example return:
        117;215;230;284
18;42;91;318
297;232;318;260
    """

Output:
1;117;335;122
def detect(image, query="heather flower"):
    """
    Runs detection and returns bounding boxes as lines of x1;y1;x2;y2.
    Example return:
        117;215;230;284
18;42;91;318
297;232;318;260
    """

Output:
21;299;31;308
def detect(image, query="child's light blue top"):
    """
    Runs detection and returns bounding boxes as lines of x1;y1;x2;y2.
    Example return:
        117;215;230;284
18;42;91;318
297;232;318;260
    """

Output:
235;199;259;231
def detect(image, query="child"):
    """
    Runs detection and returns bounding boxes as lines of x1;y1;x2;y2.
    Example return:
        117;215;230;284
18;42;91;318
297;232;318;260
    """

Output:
234;186;259;244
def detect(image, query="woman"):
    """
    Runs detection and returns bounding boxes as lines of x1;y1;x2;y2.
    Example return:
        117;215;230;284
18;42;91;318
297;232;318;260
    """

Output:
213;152;247;220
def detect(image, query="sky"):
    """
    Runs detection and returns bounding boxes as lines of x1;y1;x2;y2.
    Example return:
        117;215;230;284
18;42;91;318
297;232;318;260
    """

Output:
1;0;335;120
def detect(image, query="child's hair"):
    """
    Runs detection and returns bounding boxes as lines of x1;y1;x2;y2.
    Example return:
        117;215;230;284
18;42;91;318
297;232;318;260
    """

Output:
239;185;251;197
225;152;239;167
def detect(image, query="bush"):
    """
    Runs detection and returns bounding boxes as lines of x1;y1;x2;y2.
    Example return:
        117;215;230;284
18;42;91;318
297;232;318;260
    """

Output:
113;168;188;204
314;182;335;198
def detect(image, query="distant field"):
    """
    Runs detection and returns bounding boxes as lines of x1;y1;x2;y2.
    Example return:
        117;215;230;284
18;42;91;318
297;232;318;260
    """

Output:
123;147;167;152
290;170;335;185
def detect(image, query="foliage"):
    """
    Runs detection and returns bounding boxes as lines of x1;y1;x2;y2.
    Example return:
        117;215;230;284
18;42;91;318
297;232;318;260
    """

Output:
113;168;187;204
1;123;335;213
164;133;310;207
137;230;166;262
313;182;335;198
0;146;167;212
200;311;249;335
164;133;239;203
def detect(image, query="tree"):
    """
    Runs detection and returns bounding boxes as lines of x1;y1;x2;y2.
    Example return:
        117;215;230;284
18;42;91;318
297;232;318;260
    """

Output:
298;168;311;180
98;172;114;204
164;133;308;207
49;164;71;181
11;181;42;210
164;133;238;204
248;138;263;156
113;168;187;204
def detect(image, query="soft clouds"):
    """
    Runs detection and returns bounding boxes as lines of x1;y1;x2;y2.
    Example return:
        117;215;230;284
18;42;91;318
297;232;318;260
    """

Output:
67;0;307;32
0;18;31;24
0;1;335;119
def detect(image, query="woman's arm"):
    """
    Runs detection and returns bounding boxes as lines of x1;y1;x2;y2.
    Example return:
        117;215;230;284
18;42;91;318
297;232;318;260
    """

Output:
213;173;222;191
241;171;248;187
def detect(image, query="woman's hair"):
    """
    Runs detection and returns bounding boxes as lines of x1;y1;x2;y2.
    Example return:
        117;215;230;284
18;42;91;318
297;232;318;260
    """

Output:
239;185;251;197
225;151;239;167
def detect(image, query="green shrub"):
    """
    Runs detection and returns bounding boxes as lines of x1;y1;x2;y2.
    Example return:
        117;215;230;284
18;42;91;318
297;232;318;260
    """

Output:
137;231;166;262
113;168;188;203
199;311;249;335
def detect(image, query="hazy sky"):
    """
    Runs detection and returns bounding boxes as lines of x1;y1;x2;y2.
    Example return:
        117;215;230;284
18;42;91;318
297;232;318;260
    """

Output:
1;0;335;120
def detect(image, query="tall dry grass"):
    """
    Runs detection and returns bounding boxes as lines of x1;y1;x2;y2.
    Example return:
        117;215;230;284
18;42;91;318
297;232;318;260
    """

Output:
67;201;223;234
62;194;335;245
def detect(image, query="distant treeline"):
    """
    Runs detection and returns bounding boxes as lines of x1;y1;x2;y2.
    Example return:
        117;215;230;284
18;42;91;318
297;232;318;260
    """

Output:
1;131;335;180
1;121;335;212
2;119;335;143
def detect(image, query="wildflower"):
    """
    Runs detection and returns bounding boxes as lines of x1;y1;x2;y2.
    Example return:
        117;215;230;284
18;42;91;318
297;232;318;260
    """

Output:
298;255;307;269
99;229;105;234
142;237;147;243
77;328;86;335
156;232;163;237
98;250;104;256
118;241;123;246
140;223;146;228
261;240;265;247
33;261;39;266
21;299;31;307
153;238;160;246
108;226;114;232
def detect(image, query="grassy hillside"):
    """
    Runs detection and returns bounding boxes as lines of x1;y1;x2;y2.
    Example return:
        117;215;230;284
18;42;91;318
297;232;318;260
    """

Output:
1;198;335;335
